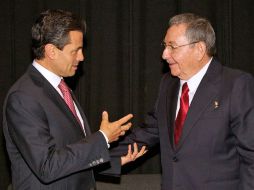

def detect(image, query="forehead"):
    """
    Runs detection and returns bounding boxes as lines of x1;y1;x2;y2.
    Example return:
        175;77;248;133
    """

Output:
68;31;83;44
164;24;187;43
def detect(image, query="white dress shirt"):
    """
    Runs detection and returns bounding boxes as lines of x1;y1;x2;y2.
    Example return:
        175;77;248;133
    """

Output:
32;61;110;146
176;58;213;117
32;61;86;131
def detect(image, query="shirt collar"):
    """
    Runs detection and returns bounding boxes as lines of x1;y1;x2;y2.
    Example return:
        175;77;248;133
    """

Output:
180;57;213;92
32;60;62;88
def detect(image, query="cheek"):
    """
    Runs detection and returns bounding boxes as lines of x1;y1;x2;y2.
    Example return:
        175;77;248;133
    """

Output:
71;54;78;62
172;54;185;68
64;55;75;65
180;59;192;70
176;51;192;65
60;58;73;71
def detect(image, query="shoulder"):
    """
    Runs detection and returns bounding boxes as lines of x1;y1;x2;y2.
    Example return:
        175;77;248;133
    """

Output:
221;65;254;86
5;66;47;108
211;58;253;85
7;65;46;96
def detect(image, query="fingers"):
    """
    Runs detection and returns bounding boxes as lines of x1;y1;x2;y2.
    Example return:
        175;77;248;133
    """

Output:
128;143;147;160
120;143;148;166
131;143;146;160
132;143;139;156
120;131;125;136
136;146;147;158
127;144;132;156
115;114;133;126
121;122;132;130
100;112;133;143
119;123;132;136
121;144;132;165
101;111;108;122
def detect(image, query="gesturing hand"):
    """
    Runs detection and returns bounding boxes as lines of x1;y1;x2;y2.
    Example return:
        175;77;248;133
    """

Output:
99;111;133;143
121;143;147;166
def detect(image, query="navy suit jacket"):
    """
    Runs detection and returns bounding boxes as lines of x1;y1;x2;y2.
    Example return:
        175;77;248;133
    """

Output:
111;58;254;190
3;65;117;190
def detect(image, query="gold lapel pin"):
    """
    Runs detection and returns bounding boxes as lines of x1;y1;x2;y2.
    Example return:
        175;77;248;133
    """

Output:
214;101;219;109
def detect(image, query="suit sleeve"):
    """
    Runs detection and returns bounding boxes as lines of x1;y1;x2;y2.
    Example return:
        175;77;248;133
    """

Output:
230;73;254;190
99;75;170;175
99;108;160;177
107;75;170;161
5;91;111;183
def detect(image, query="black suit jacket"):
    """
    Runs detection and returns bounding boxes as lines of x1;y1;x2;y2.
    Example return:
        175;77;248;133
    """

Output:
111;58;254;190
3;65;116;190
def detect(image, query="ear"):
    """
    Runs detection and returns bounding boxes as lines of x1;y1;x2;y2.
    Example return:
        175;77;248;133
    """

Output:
44;44;57;60
195;41;206;61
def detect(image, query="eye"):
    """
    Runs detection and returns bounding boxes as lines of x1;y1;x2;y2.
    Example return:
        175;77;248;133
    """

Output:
71;51;77;55
71;49;80;54
161;42;167;48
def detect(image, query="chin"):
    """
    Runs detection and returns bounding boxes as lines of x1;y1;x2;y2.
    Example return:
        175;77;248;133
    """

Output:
70;70;77;76
170;71;180;77
63;73;75;77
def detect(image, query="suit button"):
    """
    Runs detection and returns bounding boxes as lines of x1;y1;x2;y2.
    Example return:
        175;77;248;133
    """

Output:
99;158;104;163
172;156;178;162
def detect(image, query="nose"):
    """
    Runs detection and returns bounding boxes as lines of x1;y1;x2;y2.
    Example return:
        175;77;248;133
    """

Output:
77;50;84;61
162;47;170;60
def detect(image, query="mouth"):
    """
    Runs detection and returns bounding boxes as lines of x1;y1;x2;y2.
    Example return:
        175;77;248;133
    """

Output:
168;62;177;67
72;64;79;70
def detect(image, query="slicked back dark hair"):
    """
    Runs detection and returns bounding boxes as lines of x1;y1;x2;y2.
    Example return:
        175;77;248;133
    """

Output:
31;9;86;59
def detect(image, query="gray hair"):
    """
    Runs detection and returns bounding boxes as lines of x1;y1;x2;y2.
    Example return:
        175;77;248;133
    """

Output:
169;13;216;56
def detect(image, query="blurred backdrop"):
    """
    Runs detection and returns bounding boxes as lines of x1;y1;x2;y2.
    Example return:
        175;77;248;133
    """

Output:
0;0;253;189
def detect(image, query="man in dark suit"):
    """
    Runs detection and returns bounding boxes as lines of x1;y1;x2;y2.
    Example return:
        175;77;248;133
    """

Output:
2;9;145;190
111;13;254;190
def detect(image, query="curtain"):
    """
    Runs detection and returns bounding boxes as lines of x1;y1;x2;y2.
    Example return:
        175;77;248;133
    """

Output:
0;0;253;189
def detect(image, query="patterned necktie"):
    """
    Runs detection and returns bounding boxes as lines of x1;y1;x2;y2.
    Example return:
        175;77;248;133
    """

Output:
58;79;82;127
174;82;189;146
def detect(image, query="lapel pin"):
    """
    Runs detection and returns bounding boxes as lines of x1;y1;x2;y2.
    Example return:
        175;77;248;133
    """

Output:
214;101;219;109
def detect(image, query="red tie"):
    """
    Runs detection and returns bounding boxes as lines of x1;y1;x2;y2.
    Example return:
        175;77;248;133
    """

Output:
174;82;189;146
58;79;82;126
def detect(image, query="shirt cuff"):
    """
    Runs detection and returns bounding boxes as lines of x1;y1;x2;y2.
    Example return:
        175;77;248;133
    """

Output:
99;130;110;148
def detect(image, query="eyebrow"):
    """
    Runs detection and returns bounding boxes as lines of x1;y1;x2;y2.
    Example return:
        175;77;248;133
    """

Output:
164;39;175;43
73;46;83;51
163;41;177;46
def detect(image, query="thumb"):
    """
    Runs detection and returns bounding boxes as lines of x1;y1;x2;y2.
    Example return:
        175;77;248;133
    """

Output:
102;111;109;122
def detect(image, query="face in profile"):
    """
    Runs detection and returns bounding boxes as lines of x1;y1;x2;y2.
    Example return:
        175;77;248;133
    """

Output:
52;31;84;77
162;24;201;80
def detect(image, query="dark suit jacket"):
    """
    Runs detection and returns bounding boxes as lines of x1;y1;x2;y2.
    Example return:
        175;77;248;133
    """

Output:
111;58;254;190
3;65;117;190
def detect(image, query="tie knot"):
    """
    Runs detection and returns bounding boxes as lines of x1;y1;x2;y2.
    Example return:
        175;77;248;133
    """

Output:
58;79;69;93
182;82;189;95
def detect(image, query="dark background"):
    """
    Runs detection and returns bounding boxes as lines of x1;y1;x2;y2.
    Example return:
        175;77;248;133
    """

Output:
0;0;253;189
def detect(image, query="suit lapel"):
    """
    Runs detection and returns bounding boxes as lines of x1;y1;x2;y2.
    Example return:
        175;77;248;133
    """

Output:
166;77;180;150
71;92;92;136
28;66;86;136
176;59;223;150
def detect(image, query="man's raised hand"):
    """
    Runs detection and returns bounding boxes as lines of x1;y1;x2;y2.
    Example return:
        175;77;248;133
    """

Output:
100;111;133;143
